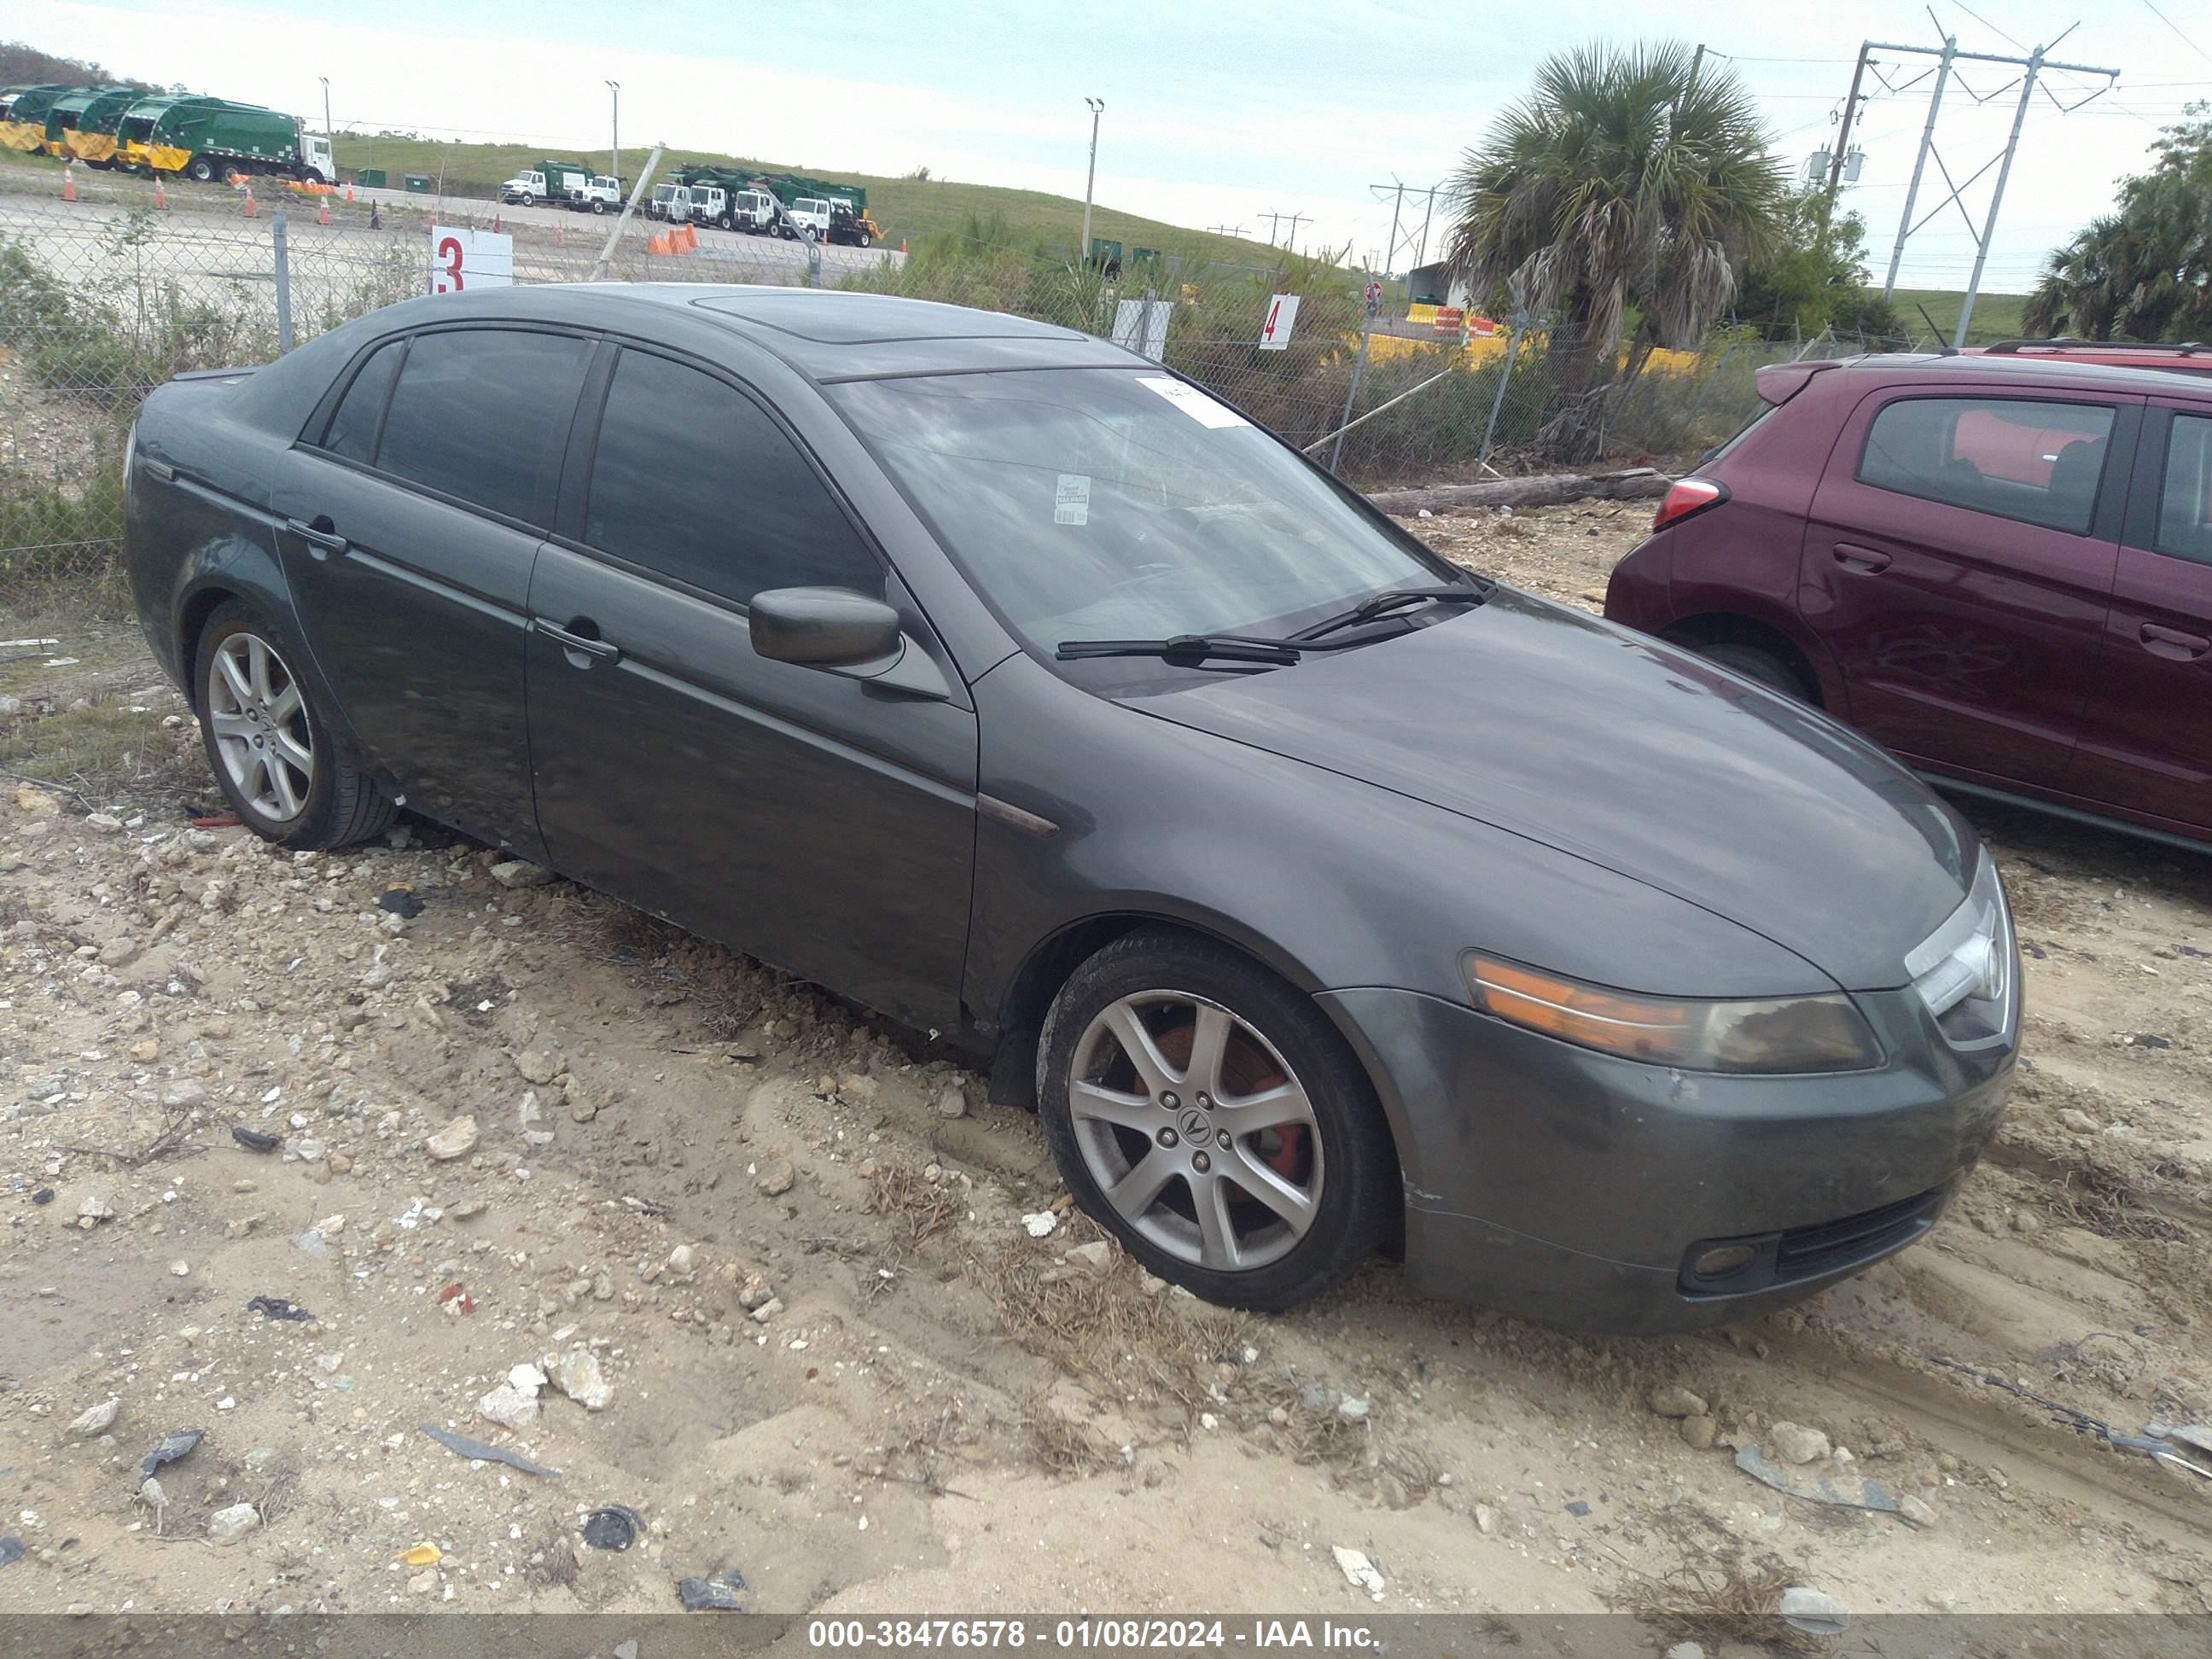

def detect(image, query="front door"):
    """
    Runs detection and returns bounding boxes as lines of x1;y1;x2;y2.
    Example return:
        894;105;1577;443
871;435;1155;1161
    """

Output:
525;345;978;1028
2069;403;2212;832
1798;388;2137;789
272;324;594;857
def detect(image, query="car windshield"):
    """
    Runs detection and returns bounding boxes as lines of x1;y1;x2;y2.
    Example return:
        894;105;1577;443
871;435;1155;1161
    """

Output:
832;368;1446;649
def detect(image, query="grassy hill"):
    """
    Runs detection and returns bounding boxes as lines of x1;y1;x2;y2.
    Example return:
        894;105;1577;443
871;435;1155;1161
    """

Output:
1889;288;2029;346
334;135;1301;270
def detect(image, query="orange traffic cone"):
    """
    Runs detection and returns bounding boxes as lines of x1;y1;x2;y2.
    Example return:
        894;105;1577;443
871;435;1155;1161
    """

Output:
61;163;76;201
243;185;257;218
900;238;907;253
317;198;330;225
492;212;502;234
153;178;167;210
345;183;354;202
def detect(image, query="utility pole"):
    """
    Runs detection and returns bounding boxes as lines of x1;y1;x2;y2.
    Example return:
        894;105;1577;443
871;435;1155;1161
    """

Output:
1882;35;1954;301
1826;43;1871;195
1260;211;1307;251
1860;30;2116;339
318;76;331;143
605;81;620;182
1208;223;1249;238
1688;43;1705;87
1080;97;1104;255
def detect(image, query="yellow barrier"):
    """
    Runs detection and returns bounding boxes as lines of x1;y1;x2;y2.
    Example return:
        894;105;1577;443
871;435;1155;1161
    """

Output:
1364;329;1705;376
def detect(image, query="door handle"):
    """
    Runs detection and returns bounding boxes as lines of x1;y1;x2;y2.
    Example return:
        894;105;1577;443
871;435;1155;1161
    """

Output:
538;618;622;664
287;516;349;560
2139;622;2212;661
1833;544;1893;573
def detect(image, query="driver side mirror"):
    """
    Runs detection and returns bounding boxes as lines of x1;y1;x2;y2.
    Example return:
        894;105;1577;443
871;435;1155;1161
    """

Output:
749;586;903;668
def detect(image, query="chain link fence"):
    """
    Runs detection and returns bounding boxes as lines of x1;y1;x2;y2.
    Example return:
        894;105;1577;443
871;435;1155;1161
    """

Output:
0;159;1913;614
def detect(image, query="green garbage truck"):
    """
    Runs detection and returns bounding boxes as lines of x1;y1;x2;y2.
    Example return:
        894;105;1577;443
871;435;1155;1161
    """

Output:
119;96;335;183
53;84;143;165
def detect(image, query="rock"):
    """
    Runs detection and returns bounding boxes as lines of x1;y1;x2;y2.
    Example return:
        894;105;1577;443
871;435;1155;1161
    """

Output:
1336;1395;1371;1423
1330;1545;1385;1601
2058;1108;2098;1134
1066;1240;1113;1272
1650;1385;1708;1418
490;859;554;888
137;1477;167;1507
514;1051;561;1086
207;1503;261;1545
67;1399;119;1439
935;1085;968;1119
2011;1208;2041;1234
477;1382;539;1431
15;784;61;813
169;1260;190;1278
1778;1586;1848;1636
734;1269;773;1310
1474;1505;1498;1534
749;1297;784;1324
1899;1493;1938;1528
1680;1414;1718;1450
1666;1644;1705;1659
665;1243;696;1279
426;1115;479;1161
84;812;124;834
755;1161;795;1197
78;1194;114;1223
550;1347;614;1411
1021;1210;1058;1238
161;1080;207;1109
1768;1422;1831;1465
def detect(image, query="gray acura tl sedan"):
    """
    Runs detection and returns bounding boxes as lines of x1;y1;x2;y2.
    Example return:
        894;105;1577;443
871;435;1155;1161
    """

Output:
123;285;2017;1332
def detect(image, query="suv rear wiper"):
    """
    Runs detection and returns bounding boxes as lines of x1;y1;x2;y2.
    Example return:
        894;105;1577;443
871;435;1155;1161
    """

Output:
1289;582;1490;643
1057;634;1303;666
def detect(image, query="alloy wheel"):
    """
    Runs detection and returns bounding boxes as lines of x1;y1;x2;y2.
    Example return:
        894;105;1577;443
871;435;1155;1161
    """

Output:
1067;990;1323;1272
206;631;314;822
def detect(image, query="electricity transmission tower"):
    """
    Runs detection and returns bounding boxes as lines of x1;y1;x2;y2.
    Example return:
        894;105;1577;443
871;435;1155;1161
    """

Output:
1369;179;1447;282
1837;26;2116;345
1259;210;1308;251
1208;223;1249;238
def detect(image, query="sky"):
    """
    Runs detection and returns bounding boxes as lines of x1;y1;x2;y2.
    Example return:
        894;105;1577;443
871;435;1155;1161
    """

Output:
23;0;2212;292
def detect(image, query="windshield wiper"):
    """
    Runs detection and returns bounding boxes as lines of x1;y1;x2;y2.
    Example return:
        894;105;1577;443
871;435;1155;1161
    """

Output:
1057;634;1303;666
1289;582;1489;643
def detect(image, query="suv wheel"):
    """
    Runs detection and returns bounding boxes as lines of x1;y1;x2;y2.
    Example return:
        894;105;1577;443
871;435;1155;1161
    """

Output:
194;601;397;850
1697;640;1816;702
1038;930;1395;1311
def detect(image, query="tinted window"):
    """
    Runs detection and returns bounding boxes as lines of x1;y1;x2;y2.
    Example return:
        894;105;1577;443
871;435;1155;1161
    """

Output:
375;329;590;525
321;339;401;463
1860;396;2115;533
2157;413;2212;566
584;350;882;603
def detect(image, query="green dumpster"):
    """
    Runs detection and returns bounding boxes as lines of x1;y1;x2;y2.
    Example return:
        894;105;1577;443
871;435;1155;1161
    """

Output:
403;172;431;193
356;166;386;188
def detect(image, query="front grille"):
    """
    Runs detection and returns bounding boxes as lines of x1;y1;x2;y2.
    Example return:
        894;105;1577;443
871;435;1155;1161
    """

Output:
1679;1187;1945;1296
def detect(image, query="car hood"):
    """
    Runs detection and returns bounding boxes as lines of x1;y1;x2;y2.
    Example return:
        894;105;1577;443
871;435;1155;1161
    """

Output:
1118;589;1974;992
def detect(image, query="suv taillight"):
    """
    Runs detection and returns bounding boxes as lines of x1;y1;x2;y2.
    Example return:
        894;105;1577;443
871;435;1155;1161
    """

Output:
1652;478;1728;531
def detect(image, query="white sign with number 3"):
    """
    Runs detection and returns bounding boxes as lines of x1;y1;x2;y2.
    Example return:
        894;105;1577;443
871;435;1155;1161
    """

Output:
1258;293;1300;351
429;225;515;294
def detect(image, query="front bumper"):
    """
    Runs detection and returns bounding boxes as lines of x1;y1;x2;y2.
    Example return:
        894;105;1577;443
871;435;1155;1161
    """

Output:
1319;984;2014;1335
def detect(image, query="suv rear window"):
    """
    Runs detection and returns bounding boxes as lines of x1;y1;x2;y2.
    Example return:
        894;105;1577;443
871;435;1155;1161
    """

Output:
1859;396;2113;534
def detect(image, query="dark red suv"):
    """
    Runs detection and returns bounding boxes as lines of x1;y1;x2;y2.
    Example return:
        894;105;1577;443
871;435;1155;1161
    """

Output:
1605;353;2212;847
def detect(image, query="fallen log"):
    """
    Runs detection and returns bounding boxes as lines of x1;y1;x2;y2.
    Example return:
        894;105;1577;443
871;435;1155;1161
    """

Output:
1367;467;1672;516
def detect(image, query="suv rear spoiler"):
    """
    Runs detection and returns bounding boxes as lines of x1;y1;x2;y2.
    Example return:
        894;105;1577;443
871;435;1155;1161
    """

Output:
1755;360;1842;407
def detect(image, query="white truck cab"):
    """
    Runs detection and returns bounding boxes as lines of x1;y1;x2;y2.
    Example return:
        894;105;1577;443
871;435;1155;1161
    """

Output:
499;169;549;205
687;185;727;226
300;132;335;184
730;189;779;233
648;183;692;221
786;195;832;238
568;174;622;213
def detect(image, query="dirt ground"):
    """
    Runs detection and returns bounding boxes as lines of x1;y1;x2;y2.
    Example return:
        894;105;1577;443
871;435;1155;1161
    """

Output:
1;504;2209;1631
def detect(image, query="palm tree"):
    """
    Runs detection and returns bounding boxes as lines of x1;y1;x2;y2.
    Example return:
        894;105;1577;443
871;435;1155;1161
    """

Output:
1444;41;1785;454
2024;102;2212;342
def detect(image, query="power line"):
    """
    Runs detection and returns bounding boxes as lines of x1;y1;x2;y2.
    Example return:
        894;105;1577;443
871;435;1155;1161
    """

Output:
2139;0;2212;64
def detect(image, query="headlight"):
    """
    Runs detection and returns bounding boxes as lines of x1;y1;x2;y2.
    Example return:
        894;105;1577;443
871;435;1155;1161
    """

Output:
1460;953;1883;1074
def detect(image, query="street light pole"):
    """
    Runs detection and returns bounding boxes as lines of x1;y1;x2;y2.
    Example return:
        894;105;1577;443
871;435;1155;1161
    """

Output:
606;81;620;182
318;75;331;141
1080;96;1104;257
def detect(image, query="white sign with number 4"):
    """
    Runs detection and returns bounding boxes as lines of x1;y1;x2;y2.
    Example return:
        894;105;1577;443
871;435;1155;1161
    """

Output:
429;225;515;294
1258;293;1300;351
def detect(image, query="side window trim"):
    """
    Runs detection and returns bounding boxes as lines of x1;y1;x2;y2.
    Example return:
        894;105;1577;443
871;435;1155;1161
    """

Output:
305;333;408;456
1851;390;2138;539
2134;404;2212;567
562;341;892;610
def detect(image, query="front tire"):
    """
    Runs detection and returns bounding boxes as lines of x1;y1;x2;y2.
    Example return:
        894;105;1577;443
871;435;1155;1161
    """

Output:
1697;639;1816;702
1037;930;1396;1312
194;601;396;850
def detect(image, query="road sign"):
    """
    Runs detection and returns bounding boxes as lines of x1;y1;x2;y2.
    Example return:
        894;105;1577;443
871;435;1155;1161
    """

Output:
429;225;514;294
1258;293;1300;351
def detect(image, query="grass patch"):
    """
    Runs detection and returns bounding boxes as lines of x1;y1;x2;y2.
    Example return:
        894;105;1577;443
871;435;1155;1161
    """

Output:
0;696;196;808
0;454;131;611
1890;288;2029;346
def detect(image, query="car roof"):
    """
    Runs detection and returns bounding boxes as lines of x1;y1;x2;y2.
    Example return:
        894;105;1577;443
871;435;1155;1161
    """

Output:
366;282;1136;381
1825;352;2212;396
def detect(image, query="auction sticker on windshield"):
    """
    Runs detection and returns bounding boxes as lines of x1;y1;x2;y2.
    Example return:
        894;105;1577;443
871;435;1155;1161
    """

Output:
1137;375;1249;428
1054;474;1091;525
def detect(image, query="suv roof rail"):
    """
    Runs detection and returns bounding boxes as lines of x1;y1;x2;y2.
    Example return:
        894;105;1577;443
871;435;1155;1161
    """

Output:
1983;338;2209;357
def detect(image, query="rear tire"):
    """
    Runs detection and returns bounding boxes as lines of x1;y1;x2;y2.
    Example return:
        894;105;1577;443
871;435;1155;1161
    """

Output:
1697;639;1817;702
193;600;396;851
1037;930;1396;1312
186;155;215;183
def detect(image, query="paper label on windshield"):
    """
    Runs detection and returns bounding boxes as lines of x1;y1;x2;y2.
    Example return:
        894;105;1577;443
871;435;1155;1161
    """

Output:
1137;375;1248;428
1054;473;1091;526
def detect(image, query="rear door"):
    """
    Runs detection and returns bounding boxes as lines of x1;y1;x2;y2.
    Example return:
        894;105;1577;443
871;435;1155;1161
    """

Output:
1799;387;2138;787
272;324;593;857
524;344;978;1028
2068;401;2212;831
